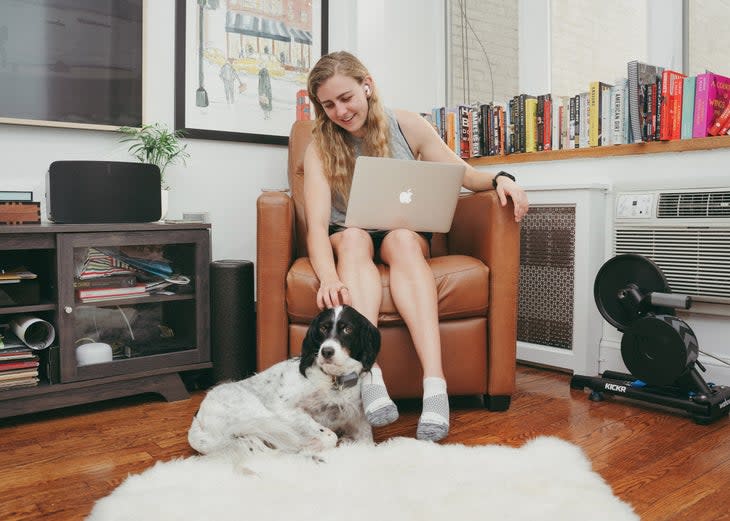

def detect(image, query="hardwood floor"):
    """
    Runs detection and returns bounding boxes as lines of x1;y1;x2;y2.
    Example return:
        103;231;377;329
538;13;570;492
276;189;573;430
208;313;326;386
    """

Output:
1;364;729;521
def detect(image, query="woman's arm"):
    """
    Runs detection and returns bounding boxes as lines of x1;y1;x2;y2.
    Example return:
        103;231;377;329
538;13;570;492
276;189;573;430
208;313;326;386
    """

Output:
395;109;529;222
303;144;350;308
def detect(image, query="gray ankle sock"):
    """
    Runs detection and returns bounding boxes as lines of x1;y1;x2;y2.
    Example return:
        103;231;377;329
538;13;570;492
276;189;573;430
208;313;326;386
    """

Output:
361;368;399;427
417;377;449;442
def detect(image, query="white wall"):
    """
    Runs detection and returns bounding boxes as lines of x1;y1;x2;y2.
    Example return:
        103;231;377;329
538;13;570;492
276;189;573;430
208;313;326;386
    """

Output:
0;0;446;266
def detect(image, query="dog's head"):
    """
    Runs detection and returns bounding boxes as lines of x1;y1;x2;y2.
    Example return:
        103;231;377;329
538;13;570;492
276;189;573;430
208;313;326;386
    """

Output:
299;305;380;378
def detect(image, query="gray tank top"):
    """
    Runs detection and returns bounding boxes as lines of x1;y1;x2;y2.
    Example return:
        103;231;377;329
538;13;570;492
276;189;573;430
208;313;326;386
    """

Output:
330;108;415;226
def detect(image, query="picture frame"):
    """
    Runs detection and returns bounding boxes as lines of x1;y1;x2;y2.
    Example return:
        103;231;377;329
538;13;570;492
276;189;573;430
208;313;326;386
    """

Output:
174;0;328;145
0;0;143;131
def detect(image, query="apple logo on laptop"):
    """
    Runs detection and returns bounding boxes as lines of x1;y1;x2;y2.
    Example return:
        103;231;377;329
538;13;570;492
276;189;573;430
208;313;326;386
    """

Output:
399;188;414;204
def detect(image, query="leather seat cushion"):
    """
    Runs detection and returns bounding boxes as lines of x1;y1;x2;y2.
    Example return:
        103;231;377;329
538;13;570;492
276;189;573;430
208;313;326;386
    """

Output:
285;254;489;325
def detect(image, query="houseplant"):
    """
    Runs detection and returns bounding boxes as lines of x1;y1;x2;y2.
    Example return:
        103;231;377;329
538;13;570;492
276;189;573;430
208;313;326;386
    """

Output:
118;123;189;220
118;123;189;191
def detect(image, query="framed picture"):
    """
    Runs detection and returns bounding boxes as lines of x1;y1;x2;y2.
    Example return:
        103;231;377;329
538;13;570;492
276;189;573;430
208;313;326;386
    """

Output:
0;0;143;131
175;0;328;145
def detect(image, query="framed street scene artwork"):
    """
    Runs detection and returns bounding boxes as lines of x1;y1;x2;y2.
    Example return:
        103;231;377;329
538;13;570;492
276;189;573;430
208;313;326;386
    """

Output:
0;0;143;130
175;0;328;145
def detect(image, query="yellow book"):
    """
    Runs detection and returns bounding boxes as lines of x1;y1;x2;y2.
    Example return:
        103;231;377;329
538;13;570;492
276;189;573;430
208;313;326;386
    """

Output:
525;97;538;152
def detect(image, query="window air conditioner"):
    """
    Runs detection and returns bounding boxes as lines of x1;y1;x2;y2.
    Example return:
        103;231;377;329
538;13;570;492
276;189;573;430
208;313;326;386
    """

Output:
613;188;730;303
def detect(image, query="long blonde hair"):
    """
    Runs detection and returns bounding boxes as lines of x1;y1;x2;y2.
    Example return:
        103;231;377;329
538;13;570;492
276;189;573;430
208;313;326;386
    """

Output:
307;51;391;204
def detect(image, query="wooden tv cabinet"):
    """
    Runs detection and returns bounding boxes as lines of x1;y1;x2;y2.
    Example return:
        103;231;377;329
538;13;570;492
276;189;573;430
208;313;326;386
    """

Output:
0;222;211;418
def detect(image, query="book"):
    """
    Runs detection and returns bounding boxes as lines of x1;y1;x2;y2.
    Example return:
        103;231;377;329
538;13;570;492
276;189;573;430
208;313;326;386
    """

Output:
0;377;39;390
681;76;696;139
693;72;730;137
76;283;148;300
78;293;150;303
708;100;730;136
0;359;40;372
659;70;686;141
589;81;611;147
627;60;663;143
0;347;37;360
0;191;33;202
524;96;538;152
73;274;138;289
610;79;628;145
0;367;38;380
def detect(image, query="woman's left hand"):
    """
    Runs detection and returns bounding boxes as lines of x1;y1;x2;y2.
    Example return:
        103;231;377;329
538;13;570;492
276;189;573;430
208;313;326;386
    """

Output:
495;178;529;223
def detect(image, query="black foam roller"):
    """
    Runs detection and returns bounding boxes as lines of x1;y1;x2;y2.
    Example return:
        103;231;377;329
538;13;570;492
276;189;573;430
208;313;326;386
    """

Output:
210;260;256;383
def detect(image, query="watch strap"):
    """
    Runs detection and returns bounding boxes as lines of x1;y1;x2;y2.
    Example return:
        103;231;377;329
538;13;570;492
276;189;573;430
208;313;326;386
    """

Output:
492;171;516;189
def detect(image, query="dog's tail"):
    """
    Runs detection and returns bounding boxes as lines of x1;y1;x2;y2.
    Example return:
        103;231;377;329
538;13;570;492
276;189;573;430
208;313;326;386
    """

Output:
188;414;305;457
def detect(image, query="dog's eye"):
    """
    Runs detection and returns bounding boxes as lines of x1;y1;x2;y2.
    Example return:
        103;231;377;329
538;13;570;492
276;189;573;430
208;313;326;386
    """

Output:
342;325;353;335
319;324;329;334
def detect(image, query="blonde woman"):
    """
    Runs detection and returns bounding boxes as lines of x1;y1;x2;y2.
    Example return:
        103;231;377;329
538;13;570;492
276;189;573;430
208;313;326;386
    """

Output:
303;51;528;441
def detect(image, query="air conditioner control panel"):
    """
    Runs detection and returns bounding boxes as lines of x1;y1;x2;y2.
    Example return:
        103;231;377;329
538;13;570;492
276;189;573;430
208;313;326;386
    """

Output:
616;193;653;218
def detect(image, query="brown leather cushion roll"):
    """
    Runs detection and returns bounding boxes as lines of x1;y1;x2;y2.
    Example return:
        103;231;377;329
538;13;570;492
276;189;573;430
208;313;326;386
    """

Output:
285;254;489;325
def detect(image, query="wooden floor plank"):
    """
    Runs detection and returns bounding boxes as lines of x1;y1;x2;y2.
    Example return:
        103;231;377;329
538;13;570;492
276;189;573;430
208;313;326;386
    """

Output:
0;365;728;521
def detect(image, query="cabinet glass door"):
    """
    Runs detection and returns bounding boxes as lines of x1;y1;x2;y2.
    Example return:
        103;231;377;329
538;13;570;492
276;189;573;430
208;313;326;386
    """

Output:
57;230;209;382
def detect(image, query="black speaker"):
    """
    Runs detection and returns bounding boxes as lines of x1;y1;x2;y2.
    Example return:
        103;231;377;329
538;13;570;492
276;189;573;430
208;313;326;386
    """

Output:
46;161;161;223
210;260;256;383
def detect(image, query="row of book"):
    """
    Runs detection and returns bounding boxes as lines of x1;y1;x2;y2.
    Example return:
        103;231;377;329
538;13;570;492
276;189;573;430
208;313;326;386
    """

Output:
0;328;40;391
74;247;187;303
427;60;730;158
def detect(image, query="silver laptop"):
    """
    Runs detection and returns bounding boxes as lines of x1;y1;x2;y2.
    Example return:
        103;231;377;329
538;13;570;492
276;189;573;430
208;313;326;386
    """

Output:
344;156;465;233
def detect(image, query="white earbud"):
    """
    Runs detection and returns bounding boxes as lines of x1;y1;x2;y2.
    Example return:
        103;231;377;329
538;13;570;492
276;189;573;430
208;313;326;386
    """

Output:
364;85;371;96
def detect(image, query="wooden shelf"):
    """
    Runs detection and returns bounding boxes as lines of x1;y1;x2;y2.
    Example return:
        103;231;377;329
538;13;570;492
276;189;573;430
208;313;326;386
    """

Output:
467;135;730;166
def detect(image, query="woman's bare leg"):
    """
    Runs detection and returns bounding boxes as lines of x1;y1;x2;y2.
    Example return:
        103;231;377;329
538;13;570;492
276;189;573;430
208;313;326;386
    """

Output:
380;229;449;441
331;228;398;426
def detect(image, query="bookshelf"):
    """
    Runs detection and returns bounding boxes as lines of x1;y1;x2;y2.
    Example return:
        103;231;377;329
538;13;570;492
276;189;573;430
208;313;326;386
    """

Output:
0;222;212;418
467;134;730;166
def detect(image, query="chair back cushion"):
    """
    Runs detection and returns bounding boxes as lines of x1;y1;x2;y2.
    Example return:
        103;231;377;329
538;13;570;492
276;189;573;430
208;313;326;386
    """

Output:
288;121;314;257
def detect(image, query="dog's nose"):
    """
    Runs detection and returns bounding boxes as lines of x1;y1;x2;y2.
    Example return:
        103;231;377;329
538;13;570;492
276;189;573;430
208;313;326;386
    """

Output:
321;346;335;359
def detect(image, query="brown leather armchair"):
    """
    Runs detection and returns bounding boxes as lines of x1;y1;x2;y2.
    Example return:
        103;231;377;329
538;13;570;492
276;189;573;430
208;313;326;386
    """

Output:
256;121;520;410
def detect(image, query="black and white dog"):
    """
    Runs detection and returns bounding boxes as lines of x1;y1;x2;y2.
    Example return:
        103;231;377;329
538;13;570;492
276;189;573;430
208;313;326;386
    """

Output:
188;305;380;458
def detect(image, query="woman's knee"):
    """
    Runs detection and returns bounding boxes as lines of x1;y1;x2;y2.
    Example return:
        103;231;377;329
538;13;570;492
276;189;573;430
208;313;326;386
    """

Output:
332;228;374;260
381;229;428;261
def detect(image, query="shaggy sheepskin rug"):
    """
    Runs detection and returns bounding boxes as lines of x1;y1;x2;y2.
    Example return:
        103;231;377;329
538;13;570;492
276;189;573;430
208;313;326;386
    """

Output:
87;436;637;521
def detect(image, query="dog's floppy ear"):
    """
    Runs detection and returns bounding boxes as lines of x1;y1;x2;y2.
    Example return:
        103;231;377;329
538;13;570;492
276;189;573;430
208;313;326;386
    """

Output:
359;315;381;372
299;313;322;377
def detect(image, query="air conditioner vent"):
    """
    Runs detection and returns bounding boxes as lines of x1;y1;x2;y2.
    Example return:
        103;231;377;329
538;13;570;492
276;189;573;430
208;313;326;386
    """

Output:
615;228;730;299
658;191;730;218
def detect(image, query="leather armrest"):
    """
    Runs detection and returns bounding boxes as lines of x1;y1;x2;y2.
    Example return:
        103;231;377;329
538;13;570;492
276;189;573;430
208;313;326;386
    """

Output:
448;190;520;396
256;190;295;370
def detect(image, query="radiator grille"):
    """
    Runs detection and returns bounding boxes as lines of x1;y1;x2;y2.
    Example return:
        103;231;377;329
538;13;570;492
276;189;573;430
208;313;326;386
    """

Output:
518;206;575;350
615;227;730;298
657;191;730;218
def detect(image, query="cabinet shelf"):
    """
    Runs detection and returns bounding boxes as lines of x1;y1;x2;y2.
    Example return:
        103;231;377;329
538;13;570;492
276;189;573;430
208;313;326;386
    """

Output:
0;223;212;418
0;301;57;315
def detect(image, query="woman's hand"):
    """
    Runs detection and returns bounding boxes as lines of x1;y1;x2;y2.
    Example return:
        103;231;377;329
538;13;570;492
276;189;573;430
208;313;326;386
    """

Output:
495;178;529;223
317;279;351;309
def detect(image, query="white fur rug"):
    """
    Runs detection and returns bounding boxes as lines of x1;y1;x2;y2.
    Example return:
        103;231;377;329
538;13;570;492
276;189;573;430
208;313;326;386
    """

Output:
87;436;637;521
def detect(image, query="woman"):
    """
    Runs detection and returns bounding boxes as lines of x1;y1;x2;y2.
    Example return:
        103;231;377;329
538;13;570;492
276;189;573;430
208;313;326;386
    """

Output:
303;51;529;442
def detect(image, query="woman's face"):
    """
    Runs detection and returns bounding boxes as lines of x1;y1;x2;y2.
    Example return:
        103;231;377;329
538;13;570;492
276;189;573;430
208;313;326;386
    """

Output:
315;73;370;138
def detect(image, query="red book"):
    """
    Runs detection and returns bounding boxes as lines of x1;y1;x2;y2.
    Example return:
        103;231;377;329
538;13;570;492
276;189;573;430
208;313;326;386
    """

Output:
708;101;730;136
659;70;686;141
670;75;685;140
0;359;40;372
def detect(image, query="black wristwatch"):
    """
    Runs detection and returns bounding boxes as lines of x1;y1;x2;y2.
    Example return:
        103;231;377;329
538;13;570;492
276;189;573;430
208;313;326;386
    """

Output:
492;171;516;189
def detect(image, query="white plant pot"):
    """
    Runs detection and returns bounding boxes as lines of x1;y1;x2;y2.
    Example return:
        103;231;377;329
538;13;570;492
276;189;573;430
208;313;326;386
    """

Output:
160;189;169;221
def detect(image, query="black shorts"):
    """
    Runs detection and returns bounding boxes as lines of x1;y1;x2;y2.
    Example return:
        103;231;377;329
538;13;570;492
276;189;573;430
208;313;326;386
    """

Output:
328;224;432;254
